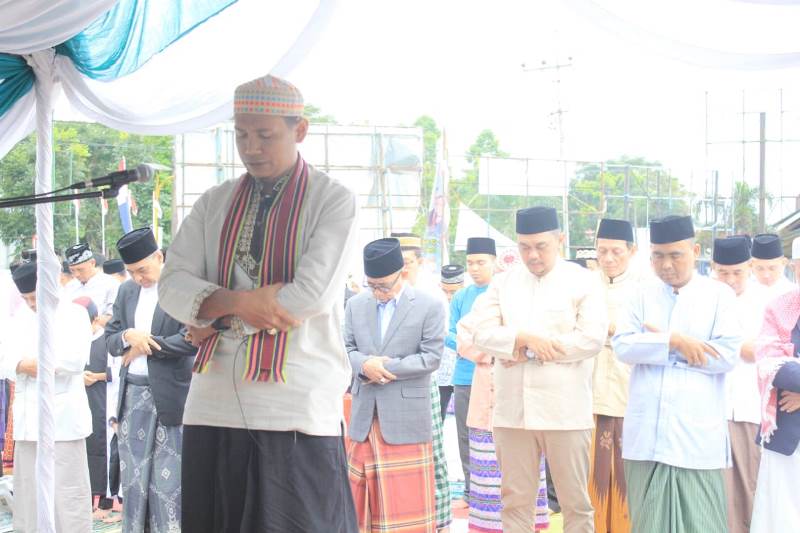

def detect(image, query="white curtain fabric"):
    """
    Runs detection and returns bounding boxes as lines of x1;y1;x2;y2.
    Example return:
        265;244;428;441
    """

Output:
28;48;60;533
0;0;117;55
0;0;334;157
563;0;800;70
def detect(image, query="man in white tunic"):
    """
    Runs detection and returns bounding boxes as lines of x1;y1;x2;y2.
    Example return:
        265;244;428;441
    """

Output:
612;215;742;533
711;236;767;533
3;262;93;532
64;243;120;324
158;74;358;532
458;206;607;533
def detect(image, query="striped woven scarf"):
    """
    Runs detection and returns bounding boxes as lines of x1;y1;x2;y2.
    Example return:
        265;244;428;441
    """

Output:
193;155;309;382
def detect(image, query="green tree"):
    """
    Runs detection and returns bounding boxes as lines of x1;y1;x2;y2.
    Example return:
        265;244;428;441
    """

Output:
0;122;174;260
731;181;759;236
568;156;691;250
304;104;336;124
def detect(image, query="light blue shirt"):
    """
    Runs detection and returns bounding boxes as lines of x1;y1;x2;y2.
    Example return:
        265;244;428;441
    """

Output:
448;284;489;386
612;272;742;470
377;286;404;343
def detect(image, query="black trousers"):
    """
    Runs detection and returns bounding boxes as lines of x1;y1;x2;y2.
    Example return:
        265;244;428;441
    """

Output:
438;385;454;421
182;425;357;533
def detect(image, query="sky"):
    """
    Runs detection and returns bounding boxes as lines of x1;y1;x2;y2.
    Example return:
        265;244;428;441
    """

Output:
51;0;800;221
287;0;800;218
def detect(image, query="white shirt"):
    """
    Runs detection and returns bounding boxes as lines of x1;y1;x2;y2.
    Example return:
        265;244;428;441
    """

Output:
63;271;120;316
127;284;159;376
1;300;93;441
613;273;742;469
726;283;768;424
459;259;608;430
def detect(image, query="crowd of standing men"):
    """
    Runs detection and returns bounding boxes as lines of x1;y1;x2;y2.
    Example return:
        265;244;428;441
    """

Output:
0;72;798;533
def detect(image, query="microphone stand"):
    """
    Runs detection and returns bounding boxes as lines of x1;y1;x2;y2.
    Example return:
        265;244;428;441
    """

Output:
0;186;120;209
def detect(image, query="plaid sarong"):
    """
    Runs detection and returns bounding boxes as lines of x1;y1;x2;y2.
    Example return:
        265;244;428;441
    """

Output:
430;381;452;528
348;418;435;532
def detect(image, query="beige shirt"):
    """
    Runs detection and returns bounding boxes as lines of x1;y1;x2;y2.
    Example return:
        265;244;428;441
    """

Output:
592;267;642;417
458;259;607;430
158;164;359;436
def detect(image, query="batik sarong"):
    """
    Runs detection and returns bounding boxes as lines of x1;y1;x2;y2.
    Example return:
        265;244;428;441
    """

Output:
468;428;549;531
348;418;435;532
118;382;182;533
431;380;452;529
589;414;630;533
624;459;727;533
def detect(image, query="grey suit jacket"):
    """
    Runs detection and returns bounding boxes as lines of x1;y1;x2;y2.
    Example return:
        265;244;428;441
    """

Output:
105;280;197;426
345;285;444;445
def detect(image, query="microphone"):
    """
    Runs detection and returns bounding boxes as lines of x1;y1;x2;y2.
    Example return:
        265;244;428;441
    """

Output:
71;164;154;190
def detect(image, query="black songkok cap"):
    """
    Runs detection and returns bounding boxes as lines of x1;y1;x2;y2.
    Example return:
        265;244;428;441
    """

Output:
466;237;496;256
117;227;158;265
649;215;694;244
103;259;126;275
363;238;404;278
12;261;37;294
65;243;93;266
441;264;465;285
597;218;634;242
713;237;751;266
751;233;783;260
731;234;752;249
516;207;559;235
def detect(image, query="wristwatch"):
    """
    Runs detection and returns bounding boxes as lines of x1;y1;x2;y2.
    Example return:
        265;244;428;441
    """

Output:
525;349;537;361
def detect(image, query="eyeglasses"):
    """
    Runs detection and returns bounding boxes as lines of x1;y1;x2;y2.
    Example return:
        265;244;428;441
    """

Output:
364;271;402;293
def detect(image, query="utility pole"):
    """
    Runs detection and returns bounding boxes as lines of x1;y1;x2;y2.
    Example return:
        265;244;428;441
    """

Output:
522;57;574;255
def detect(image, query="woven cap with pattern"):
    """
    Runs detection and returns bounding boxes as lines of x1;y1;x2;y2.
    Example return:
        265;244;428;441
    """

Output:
234;75;304;117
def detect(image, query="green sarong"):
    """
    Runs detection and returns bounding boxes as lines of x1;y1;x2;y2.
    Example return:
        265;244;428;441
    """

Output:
431;380;452;528
624;460;727;533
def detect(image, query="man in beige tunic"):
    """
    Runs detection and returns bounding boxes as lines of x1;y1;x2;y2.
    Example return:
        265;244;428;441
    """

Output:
589;218;641;533
158;74;358;532
459;206;607;533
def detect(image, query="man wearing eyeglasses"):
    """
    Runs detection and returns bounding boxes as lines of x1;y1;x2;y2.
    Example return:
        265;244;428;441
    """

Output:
345;238;445;532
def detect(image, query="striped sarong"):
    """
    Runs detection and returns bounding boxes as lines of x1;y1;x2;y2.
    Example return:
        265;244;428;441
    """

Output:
348;418;435;532
624;460;727;533
468;428;549;531
589;414;630;533
431;380;452;528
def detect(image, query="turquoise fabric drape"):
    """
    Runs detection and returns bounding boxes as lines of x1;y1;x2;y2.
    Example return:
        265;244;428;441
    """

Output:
56;0;238;81
0;53;34;116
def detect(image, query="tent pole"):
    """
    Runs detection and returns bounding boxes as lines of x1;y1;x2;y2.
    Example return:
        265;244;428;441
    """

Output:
29;49;58;533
